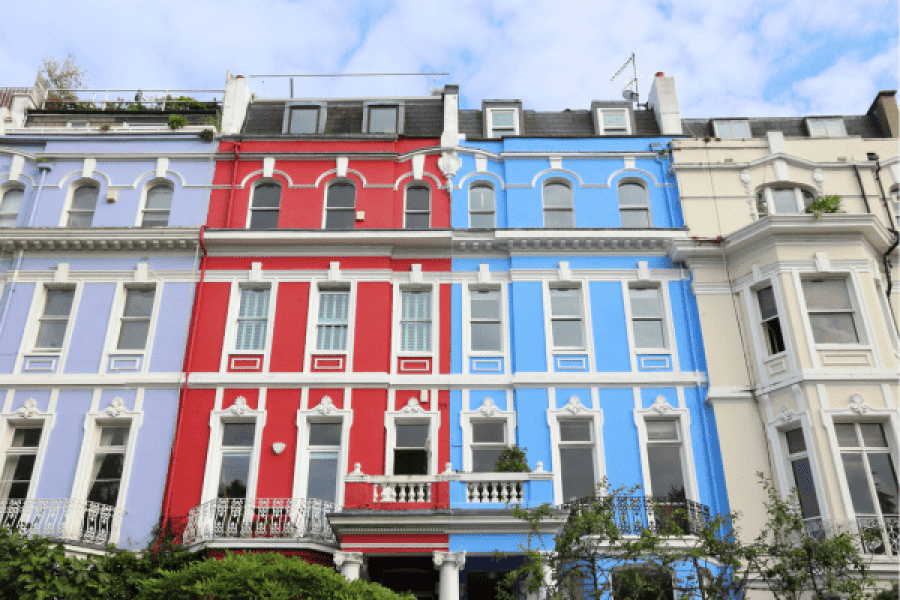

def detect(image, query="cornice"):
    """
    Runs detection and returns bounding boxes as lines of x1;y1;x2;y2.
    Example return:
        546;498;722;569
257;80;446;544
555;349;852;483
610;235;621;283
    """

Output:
0;227;200;252
327;508;566;536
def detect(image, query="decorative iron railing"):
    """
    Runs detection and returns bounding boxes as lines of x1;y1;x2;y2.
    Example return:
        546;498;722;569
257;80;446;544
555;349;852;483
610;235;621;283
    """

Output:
182;498;336;545
0;498;125;546
563;495;712;536
857;514;898;557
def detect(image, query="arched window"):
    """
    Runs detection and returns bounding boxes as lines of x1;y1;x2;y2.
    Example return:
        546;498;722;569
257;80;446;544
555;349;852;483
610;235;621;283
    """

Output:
141;183;173;227
0;187;24;227
618;180;650;228
756;187;814;216
469;182;495;228
248;182;281;229
543;180;574;228
67;183;99;227
324;182;355;229
405;184;430;229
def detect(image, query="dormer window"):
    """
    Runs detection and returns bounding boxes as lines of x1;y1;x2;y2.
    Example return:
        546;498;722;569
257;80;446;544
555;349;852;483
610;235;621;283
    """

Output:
367;105;399;134
807;118;846;137
713;120;751;138
488;109;518;138
289;107;320;134
598;109;631;134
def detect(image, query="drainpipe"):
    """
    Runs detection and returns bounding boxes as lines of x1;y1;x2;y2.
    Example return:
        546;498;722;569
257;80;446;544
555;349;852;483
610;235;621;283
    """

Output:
852;165;871;214
159;225;208;540
868;153;899;300
223;143;241;228
27;162;52;227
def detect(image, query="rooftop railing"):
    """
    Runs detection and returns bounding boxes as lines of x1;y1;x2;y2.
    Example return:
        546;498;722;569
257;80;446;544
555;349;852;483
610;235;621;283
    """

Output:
39;89;223;111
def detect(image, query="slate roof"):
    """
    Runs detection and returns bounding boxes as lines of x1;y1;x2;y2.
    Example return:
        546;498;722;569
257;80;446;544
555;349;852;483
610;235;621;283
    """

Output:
681;114;889;139
458;108;662;139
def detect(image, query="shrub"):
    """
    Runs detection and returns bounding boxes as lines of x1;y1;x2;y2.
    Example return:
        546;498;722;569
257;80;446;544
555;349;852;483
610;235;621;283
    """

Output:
168;114;188;130
806;194;843;219
493;445;531;473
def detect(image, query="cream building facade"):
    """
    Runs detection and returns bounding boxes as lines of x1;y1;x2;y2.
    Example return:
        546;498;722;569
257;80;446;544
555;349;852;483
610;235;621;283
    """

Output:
669;91;899;582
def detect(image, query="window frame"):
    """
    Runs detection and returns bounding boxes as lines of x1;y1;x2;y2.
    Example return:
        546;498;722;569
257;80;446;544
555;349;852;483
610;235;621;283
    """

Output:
756;186;815;216
806;118;847;137
460;396;517;473
485;107;520;138
755;284;787;356
384;393;440;477
617;179;651;229
322;179;357;230
234;286;272;352
111;284;158;353
201;401;265;505
32;285;78;353
712;120;752;139
597;108;632;135
312;283;353;355
404;182;431;229
466;285;505;356
362;103;403;135
468;181;496;228
635;399;699;505
138;181;173;228
0;419;50;502
63;181;100;228
547;395;604;506
542;179;575;229
246;180;282;230
0;185;25;228
548;285;587;351
800;277;865;346
628;284;669;351
293;395;352;507
398;287;434;355
782;425;824;529
282;102;327;135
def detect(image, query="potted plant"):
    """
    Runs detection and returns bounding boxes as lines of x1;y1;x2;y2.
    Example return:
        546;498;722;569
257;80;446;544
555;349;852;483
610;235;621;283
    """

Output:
805;194;843;219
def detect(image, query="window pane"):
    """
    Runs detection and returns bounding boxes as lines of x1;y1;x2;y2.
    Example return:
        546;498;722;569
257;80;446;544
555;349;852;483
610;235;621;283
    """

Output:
140;211;169;228
289;107;319;134
860;423;888;448
396;424;429;448
470;212;495;228
252;184;281;208
790;457;821;518
544;183;573;208
470;185;495;211
87;478;122;505
762;318;786;355
406;187;429;211
67;213;93;227
834;423;859;447
471;290;500;319
785;428;806;454
471;322;501;351
620;209;650;228
249;210;279;230
406;213;429;229
473;422;505;443
808;314;858;344
630;288;661;318
236;320;267;350
99;427;129;447
325;209;354;230
94;453;125;479
603;111;627;128
71;186;99;210
473;448;504;472
11;429;42;448
771;189;799;213
803;280;853;310
618;183;647;206
239;289;269;318
757;286;778;320
117;320;149;350
551;288;581;317
368;107;398;133
36;321;68;349
491;111;515;127
1;189;24;214
633;320;665;348
401;322;431;351
545;210;575;228
123;289;155;317
402;291;431;320
646;420;678;441
560;420;591;442
307;452;337;503
318;292;348;323
9;454;36;482
732;121;750;137
841;453;876;514
867;453;899;515
309;423;342;446
560;447;595;501
145;186;173;209
218;452;250;499
647;446;685;499
317;324;347;351
222;423;255;447
394;449;428;475
44;290;74;316
716;121;733;138
552;320;583;348
327;184;355;208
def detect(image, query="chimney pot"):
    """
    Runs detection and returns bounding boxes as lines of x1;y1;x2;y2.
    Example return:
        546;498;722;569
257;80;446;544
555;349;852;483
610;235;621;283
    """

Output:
655;72;665;77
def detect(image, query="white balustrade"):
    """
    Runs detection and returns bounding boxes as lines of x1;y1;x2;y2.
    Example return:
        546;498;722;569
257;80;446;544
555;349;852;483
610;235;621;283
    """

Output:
0;498;125;546
369;477;434;503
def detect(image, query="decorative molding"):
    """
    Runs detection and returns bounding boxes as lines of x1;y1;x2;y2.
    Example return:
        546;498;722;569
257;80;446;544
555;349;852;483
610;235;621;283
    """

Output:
411;154;425;181
649;395;675;414
272;442;286;455
558;261;572;282
315;396;337;415
433;551;466;569
262;157;275;178
814;252;831;273
562;395;588;414
227;396;251;415
773;404;798;425
637;260;650;282
847;394;871;415
437;151;461;181
477;263;491;284
475;398;500;417
249;261;263;282
400;398;425;413
328;261;341;282
336;156;348;178
16;398;39;418
105;397;127;417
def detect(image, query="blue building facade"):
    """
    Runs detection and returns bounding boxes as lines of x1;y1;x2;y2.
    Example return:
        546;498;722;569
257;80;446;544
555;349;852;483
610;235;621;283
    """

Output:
0;85;217;550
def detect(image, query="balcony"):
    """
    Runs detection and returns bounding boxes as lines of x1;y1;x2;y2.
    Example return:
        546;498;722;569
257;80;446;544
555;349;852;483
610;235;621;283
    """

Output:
564;495;712;536
0;498;125;547
182;498;337;546
856;514;898;557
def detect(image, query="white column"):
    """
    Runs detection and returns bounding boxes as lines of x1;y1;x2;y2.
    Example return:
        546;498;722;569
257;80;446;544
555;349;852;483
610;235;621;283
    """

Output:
525;553;556;600
333;551;364;582
433;551;466;599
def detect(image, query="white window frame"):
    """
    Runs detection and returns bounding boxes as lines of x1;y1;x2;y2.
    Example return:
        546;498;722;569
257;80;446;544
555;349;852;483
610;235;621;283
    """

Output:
755;283;787;357
597;108;632;135
0;414;53;502
394;285;437;360
460;395;517;473
283;103;326;135
628;284;669;352
468;181;496;228
221;282;277;371
617;179;651;229
756;186;815;216
304;281;357;371
0;184;25;228
245;180;282;230
322;179;357;230
712;120;751;138
464;285;507;357
60;180;100;228
201;395;266;504
404;183;431;229
546;285;587;352
806;118;847;137
30;284;79;354
542;179;575;228
634;396;699;503
485;107;519;138
362;103;402;135
69;398;142;546
293;393;352;507
137;180;173;228
105;283;159;356
548;393;604;506
799;276;866;347
384;391;440;476
781;424;824;529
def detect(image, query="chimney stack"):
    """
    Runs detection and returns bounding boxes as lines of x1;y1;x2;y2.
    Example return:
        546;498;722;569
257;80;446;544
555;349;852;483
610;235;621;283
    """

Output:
867;90;898;138
648;73;682;135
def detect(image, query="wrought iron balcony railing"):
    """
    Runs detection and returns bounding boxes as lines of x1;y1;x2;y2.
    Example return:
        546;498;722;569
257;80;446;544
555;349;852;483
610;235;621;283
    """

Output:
182;497;337;546
0;498;125;547
856;514;898;557
563;495;712;536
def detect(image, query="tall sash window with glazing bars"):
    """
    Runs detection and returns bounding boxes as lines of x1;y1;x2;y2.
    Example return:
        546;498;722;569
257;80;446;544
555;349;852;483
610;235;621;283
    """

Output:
316;288;350;351
235;288;270;351
401;290;432;352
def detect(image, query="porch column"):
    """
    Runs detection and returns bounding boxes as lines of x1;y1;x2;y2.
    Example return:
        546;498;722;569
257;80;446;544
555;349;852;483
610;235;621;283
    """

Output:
333;551;365;582
433;551;466;599
525;552;555;600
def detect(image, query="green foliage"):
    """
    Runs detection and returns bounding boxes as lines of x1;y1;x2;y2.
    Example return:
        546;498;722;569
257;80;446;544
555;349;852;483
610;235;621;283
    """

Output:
138;550;415;600
165;95;212;111
200;114;221;130
168;114;188;130
806;194;843;218
493;445;531;473
199;128;216;143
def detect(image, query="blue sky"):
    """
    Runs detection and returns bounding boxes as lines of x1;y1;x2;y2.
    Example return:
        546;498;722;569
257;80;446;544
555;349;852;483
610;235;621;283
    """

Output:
2;0;896;117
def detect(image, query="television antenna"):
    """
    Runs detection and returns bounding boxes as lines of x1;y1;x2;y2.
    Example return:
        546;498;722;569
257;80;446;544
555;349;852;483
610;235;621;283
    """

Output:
611;53;641;104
